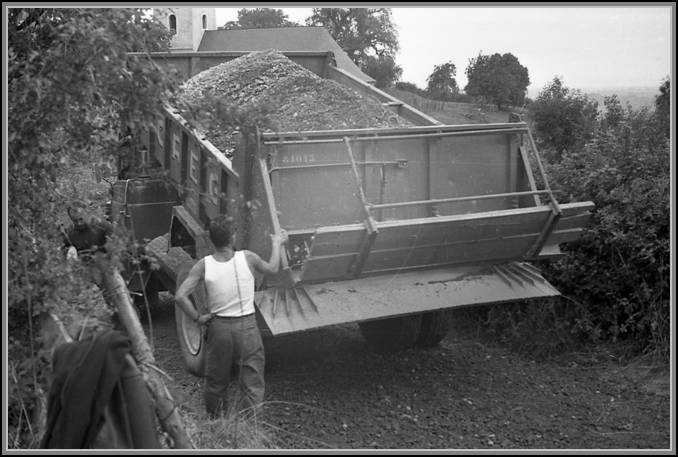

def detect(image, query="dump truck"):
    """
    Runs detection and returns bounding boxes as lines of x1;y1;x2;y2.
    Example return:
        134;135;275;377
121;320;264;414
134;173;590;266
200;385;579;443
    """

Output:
116;50;593;376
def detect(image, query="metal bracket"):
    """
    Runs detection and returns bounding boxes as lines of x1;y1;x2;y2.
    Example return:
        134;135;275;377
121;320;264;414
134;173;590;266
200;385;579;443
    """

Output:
525;193;562;259
257;156;296;287
344;137;379;278
348;221;378;278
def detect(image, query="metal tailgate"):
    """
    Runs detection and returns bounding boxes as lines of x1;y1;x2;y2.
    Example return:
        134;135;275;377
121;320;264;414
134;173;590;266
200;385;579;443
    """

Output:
255;261;559;335
252;125;594;335
298;202;592;282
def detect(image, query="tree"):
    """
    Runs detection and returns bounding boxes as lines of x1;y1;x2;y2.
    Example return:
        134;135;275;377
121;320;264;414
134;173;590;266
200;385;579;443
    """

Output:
362;54;402;88
464;52;530;110
426;61;459;101
528;77;599;157
220;8;299;29
306;8;401;85
8;8;179;446
654;77;670;138
600;94;625;130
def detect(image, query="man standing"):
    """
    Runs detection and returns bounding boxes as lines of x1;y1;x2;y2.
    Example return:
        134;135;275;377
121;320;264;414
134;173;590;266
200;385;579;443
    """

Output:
175;215;284;417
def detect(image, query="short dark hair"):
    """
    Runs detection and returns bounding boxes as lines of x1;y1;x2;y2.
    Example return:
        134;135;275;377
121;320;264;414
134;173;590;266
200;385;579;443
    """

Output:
209;215;233;248
67;201;88;220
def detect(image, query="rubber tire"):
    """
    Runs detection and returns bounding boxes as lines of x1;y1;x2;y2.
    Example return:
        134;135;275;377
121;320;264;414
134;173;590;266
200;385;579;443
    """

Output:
416;310;452;348
175;264;207;377
359;314;423;352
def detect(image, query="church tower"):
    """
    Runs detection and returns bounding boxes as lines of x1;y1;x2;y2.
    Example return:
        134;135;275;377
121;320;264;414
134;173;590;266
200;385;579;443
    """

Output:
153;7;216;51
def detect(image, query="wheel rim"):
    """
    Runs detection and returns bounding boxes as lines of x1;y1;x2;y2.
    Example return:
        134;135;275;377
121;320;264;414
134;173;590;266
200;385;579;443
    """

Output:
180;303;202;356
177;265;208;357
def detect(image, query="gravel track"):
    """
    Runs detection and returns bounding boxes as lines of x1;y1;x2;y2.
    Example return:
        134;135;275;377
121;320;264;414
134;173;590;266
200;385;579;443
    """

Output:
145;300;670;450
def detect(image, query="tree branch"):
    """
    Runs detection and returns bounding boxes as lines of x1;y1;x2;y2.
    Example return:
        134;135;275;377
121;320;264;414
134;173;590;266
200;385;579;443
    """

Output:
98;258;193;449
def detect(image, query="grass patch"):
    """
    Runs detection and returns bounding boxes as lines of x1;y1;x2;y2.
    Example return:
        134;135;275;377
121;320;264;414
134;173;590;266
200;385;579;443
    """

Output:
179;402;276;450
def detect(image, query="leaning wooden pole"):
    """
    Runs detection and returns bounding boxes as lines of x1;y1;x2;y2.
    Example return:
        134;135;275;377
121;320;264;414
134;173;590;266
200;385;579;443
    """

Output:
98;258;193;449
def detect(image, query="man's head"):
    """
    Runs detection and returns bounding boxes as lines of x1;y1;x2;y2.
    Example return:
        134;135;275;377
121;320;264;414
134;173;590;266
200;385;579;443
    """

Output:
67;203;89;231
209;215;234;249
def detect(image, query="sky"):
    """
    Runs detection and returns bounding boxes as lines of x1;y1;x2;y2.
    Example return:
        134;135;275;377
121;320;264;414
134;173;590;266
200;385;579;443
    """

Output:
215;5;673;97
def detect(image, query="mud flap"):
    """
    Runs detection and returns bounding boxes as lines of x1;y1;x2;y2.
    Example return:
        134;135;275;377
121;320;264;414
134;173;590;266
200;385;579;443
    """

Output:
255;261;560;335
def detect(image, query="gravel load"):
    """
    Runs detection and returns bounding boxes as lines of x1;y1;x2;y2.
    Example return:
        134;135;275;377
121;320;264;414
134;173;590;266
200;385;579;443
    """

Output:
176;50;410;153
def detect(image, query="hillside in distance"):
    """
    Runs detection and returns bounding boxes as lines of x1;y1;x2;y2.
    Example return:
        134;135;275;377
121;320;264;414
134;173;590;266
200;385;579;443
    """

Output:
387;83;661;126
527;85;660;110
579;86;659;110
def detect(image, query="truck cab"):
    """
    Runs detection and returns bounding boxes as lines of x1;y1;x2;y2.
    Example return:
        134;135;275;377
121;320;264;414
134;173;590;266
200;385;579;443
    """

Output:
107;176;181;305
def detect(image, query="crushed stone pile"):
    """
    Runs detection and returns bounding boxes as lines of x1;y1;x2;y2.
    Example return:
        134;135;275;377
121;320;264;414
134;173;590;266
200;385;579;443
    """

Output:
176;50;411;153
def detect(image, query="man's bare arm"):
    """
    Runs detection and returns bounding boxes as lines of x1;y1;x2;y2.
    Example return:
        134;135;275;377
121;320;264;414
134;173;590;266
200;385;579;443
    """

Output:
174;259;207;323
245;233;285;275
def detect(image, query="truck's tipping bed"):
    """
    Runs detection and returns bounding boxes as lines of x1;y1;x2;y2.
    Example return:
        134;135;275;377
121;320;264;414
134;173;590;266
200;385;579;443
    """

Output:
140;52;594;336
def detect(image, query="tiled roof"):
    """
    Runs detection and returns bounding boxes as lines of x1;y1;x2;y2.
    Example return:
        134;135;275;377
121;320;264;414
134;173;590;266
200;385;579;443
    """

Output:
197;26;374;82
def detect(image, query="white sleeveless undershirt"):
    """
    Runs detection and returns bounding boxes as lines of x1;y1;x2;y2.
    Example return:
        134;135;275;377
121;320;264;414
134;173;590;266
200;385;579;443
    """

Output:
204;251;255;317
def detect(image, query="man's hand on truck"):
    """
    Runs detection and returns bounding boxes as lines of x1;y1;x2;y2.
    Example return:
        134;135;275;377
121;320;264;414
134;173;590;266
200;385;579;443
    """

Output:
271;231;288;245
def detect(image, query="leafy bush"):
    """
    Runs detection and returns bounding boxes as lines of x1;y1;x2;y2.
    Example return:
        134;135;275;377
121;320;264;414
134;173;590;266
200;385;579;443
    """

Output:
540;90;670;360
476;81;670;361
8;8;177;447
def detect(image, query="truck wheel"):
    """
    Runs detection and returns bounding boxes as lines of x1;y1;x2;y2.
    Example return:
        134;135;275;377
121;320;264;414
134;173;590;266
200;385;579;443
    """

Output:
416;310;452;348
359;314;423;352
175;264;207;377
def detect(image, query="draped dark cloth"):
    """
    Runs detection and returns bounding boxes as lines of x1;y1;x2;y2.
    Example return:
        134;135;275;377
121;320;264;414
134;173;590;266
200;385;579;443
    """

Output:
40;330;159;449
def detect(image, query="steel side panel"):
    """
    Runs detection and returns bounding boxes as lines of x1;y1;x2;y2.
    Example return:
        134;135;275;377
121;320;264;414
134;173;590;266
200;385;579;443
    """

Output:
305;206;553;259
299;202;593;282
552;211;593;232
370;212;548;251
266;131;559;230
169;132;182;185
255;263;560;335
302;226;585;281
363;138;430;221
302;256;356;282
274;165;364;230
430;134;513;215
360;236;537;273
269;142;365;230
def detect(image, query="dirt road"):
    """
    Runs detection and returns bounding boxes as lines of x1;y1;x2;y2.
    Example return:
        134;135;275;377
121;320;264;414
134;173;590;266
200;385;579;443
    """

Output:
145;302;671;450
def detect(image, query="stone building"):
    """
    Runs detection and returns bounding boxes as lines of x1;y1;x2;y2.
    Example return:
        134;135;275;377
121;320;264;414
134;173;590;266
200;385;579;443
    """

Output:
153;7;216;52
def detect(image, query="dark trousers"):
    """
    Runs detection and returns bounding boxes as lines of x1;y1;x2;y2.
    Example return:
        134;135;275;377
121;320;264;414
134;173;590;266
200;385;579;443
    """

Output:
204;314;265;416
